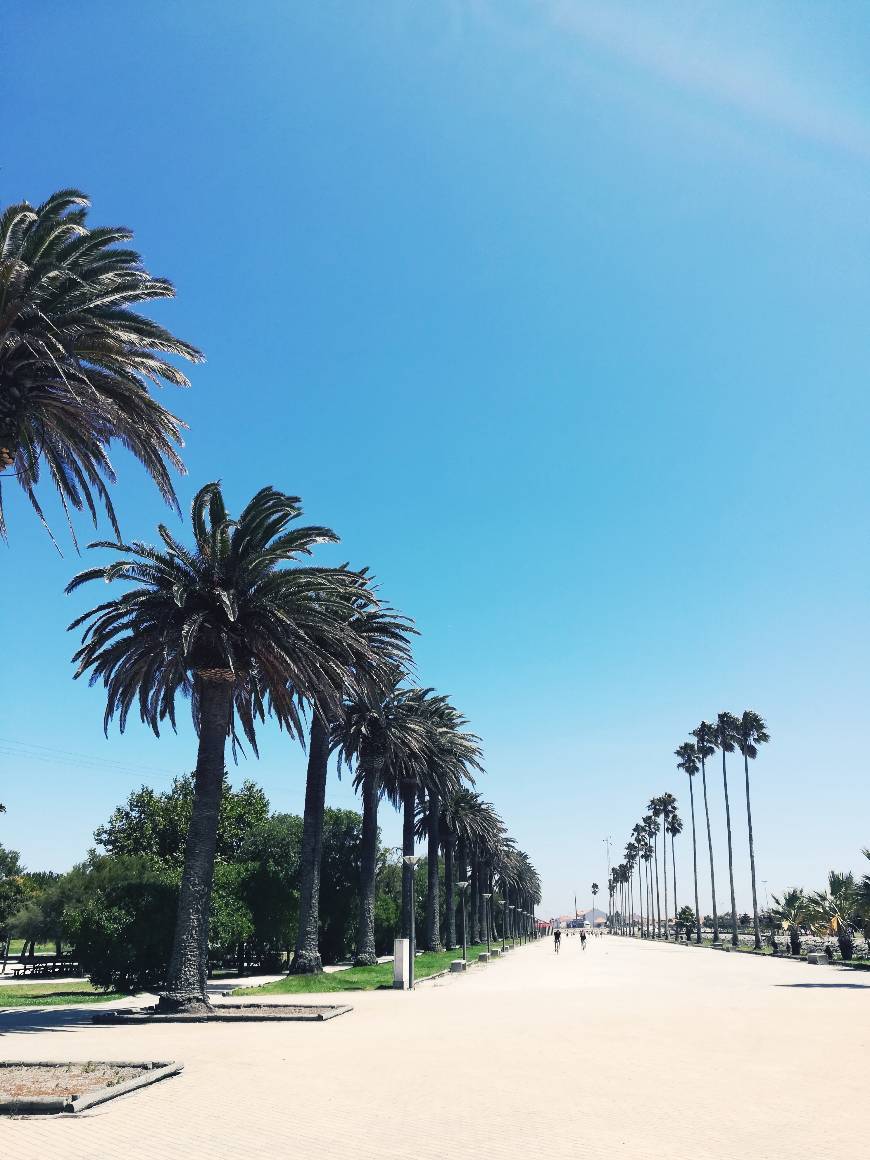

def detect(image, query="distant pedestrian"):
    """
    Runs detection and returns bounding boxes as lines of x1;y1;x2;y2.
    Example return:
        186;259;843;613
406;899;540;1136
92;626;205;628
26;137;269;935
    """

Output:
554;929;562;954
580;929;587;951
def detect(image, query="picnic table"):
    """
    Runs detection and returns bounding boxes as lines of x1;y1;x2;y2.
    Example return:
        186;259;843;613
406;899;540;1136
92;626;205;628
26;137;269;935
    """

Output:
9;955;80;978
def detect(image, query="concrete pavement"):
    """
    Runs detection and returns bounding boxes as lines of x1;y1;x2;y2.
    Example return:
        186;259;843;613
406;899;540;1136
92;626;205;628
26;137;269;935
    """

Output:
2;936;866;1158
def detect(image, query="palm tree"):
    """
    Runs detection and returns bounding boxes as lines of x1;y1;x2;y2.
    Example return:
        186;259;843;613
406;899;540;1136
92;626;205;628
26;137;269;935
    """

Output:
414;701;483;951
812;872;858;961
658;792;677;938
445;789;501;948
714;712;741;947
0;190;202;542
667;810;682;933
641;840;654;937
692;721;720;943
335;678;429;965
68;483;367;1012
289;603;414;974
675;743;702;943
770;888;810;955
735;710;770;951
646;800;663;937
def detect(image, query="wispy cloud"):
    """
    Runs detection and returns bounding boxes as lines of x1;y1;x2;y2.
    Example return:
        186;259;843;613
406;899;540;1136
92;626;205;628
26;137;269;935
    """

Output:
541;1;870;161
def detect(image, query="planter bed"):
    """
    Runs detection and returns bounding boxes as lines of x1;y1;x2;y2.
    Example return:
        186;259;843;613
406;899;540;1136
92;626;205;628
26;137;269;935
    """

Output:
94;1002;352;1024
0;1060;182;1115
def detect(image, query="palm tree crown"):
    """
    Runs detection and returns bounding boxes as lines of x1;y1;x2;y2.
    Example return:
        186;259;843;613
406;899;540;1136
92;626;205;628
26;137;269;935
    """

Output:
0;190;202;541
67;483;369;746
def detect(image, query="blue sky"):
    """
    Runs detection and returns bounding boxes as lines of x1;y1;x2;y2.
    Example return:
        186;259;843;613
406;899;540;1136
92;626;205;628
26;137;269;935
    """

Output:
3;1;870;918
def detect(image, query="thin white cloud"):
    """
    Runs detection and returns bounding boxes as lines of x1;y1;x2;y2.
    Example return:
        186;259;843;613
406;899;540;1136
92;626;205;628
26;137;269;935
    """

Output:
541;1;870;160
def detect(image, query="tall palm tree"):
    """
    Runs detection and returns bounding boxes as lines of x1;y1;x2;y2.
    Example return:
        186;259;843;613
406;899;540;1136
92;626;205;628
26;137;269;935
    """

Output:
335;678;429;965
289;603;414;974
646;800;663;937
658;792;677;938
692;721;720;944
641;840;654;938
736;709;770;951
714;712;741;947
675;742;702;943
68;483;367;1012
446;789;501;948
0;190;202;542
624;842;639;936
667;810;682;931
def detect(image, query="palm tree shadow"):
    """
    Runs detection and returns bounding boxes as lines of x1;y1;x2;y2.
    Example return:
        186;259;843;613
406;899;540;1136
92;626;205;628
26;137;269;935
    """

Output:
775;982;870;989
0;1007;120;1036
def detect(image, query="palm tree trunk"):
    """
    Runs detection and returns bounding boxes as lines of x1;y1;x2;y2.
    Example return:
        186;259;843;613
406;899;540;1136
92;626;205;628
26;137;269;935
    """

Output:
668;821;672;937
721;749;739;947
158;677;233;1014
743;752;762;951
700;755;720;943
477;861;487;943
425;790;443;951
401;780;416;939
288;710;329;974
469;854;480;944
688;776;701;943
354;764;379;966
443;833;456;949
670;829;678;937
653;834;662;938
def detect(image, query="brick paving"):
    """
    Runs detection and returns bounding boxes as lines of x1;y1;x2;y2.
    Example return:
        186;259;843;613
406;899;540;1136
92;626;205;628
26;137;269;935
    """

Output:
2;937;867;1158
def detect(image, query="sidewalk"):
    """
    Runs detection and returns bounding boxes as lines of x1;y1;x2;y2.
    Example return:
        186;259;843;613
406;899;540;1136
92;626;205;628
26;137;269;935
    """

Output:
3;937;867;1158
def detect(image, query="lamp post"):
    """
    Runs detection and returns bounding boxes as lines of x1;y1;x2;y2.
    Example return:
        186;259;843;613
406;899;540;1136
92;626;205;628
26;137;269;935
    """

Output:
403;855;421;989
498;899;506;951
509;904;515;946
483;893;492;956
457;880;470;962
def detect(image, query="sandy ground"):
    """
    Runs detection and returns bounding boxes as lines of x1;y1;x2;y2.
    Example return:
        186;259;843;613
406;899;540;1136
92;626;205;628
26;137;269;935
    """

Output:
1;936;866;1158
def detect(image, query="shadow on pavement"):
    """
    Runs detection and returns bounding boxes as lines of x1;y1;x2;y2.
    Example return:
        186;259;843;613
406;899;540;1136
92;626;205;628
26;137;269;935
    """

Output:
774;982;870;989
0;1006;123;1036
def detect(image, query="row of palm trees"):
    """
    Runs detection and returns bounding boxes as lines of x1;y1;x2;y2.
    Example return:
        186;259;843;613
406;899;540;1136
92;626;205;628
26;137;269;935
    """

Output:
1;190;541;1011
607;794;682;939
608;711;769;948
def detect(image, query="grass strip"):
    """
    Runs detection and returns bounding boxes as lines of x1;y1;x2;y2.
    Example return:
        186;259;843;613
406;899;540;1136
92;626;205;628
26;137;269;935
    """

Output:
0;983;126;1008
233;942;506;995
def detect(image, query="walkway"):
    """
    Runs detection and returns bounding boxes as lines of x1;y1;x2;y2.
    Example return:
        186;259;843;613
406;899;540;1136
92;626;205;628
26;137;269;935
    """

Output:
2;937;867;1157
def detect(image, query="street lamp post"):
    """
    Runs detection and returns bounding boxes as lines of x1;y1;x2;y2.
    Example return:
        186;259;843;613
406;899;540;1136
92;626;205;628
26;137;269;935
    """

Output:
457;880;470;962
509;904;515;946
483;893;492;956
498;899;506;951
403;855;421;990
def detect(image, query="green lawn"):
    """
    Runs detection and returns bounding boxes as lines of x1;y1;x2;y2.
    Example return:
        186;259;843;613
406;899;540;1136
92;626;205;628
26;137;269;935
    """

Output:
233;942;501;995
0;982;127;1007
4;940;65;957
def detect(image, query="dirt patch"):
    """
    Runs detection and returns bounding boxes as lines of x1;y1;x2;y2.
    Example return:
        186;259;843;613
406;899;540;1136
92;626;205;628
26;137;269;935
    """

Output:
94;1002;352;1023
0;1063;145;1101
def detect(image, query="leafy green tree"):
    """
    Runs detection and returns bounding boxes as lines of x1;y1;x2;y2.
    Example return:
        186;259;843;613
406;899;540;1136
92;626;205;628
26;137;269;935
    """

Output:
95;776;270;864
65;855;178;992
736;710;770;950
0;843;25;962
68;482;373;1013
677;904;696;940
0;189;202;542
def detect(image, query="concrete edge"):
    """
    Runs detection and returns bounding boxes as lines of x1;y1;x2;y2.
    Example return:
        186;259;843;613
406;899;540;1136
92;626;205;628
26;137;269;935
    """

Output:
0;1061;182;1116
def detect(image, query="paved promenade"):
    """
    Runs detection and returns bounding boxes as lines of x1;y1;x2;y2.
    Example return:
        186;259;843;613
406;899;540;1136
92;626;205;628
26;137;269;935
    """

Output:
2;936;867;1158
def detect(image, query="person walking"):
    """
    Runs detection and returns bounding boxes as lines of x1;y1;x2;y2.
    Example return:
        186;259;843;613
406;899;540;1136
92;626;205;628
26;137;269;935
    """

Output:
554;928;562;954
580;928;587;951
